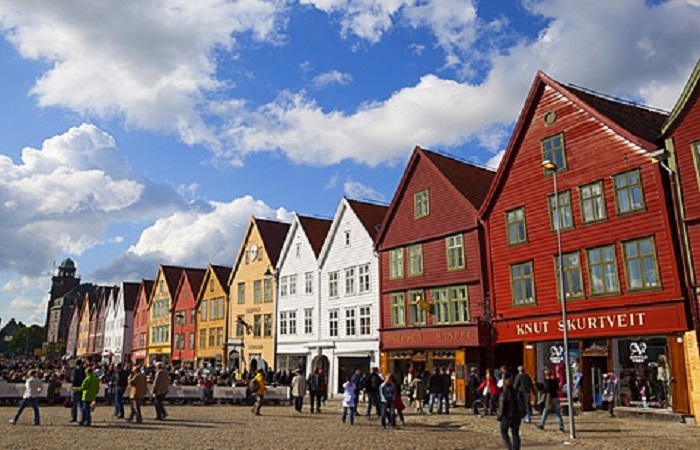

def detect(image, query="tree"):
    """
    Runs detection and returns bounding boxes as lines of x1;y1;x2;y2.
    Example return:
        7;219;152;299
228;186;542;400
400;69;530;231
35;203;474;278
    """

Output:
8;325;44;357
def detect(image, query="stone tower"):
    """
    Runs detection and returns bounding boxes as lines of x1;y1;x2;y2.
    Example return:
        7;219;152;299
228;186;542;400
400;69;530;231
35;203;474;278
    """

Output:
43;258;81;343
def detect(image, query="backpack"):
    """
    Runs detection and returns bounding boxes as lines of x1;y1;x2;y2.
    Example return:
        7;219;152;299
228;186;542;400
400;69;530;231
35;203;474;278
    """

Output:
249;378;259;393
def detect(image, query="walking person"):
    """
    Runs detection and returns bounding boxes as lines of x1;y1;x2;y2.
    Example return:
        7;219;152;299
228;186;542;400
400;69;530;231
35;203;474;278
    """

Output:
379;374;396;429
251;369;266;416
341;376;357;425
441;367;452;415
9;369;42;426
427;367;443;415
363;367;382;417
307;368;322;414
602;372;620;418
468;367;482;415
410;373;426;414
113;363;128;419
350;368;364;407
478;368;500;415
513;366;534;423
73;367;99;426
536;368;565;433
393;378;406;425
152;362;170;420
291;369;306;413
126;366;146;423
498;378;525;450
69;359;86;423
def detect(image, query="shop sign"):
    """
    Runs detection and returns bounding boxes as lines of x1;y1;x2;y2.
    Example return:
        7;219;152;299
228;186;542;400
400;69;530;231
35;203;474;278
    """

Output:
549;345;564;364
381;326;479;349
629;341;648;363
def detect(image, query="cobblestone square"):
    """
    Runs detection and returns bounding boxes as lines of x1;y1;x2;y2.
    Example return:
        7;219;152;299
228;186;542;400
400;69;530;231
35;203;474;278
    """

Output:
3;399;700;450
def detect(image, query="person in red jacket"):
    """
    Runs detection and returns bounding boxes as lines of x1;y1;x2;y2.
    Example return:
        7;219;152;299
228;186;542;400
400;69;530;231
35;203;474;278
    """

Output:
477;368;500;415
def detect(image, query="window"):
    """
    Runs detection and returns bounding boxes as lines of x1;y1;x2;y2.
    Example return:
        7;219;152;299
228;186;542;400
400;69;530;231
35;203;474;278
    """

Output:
345;267;356;295
359;264;370;293
623;237;660;290
390;248;404;279
218;298;225;319
295;243;301;258
216;328;223;346
555;252;584;300
511;262;535;305
580;181;607;223
253;280;262;304
549;191;573;231
209;328;216;347
188;332;195;350
433;289;449;324
409;290;426;325
446;234;465;270
236;315;245;337
329;271;339;298
280;312;288;336
199;329;207;349
359;306;371;335
588;245;619;295
253;314;262;338
414;189;430;218
391;293;405;327
289;274;297;296
263;314;272;337
200;301;208;321
345;308;356;336
289;311;297;335
329;310;338;337
209;279;215;292
614;170;645;214
433;286;469;323
264;279;272;302
237;282;245;304
304;309;313;335
280;276;289;297
345;230;351;246
190;308;196;325
541;133;566;171
305;272;314;295
506;208;527;244
693;141;700;188
408;244;423;276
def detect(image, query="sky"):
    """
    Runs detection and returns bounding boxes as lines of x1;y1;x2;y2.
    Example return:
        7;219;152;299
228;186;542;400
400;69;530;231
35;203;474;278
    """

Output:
0;0;699;327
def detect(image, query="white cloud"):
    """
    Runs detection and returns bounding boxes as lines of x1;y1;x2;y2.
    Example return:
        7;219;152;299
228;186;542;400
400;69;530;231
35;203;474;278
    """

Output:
312;70;353;88
486;150;505;170
343;179;386;202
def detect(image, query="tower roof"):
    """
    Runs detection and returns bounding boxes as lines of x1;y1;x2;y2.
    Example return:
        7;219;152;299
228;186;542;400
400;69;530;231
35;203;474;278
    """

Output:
59;258;76;269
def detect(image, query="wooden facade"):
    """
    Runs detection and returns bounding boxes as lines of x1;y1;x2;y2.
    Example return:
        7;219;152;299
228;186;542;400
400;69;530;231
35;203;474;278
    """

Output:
480;71;691;413
171;268;206;367
195;264;232;367
131;279;154;365
147;265;183;364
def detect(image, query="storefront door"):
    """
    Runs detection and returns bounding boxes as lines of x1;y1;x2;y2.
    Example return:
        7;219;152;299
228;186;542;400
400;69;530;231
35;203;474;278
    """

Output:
580;355;607;410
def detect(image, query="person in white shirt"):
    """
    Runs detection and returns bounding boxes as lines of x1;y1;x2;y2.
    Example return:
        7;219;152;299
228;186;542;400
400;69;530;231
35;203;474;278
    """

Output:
10;370;42;425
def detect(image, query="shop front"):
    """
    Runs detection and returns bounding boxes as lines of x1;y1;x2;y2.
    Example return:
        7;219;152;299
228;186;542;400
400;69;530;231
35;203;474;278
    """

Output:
380;323;487;406
496;302;690;414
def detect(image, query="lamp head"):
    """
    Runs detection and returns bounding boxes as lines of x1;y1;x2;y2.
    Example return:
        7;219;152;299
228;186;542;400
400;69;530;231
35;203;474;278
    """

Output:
542;160;558;171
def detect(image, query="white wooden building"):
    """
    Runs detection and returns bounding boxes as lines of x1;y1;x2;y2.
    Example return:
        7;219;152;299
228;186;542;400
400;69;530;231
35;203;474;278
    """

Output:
103;282;139;364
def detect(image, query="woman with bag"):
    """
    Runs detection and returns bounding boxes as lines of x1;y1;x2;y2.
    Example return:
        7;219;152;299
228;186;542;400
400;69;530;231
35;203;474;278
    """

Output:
477;369;500;415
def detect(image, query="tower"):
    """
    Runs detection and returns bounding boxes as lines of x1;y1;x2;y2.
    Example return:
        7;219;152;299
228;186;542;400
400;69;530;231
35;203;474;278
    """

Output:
44;258;81;343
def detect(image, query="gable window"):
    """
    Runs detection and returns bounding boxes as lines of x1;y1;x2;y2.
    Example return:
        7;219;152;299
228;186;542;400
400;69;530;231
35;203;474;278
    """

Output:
279;312;288;336
305;272;314;295
446;234;465;270
409;290;426;325
264;279;272;302
549;191;573;231
580;181;607;223
329;310;338;337
280;276;289;297
414;189;430;218
253;280;262;304
329;271;339;298
614;170;645;214
358;264;370;293
390;248;404;279
345;308;356;336
288;310;297;334
295;243;301;258
289;274;297;296
587;245;619;295
304;308;313;334
511;261;535;305
209;280;215;292
345;230;351;247
359;306;371;335
345;267;356;295
408;244;423;276
623;237;660;290
237;282;245;305
541;133;566;172
263;314;272;337
555;252;584;300
506;208;527;244
390;293;405;327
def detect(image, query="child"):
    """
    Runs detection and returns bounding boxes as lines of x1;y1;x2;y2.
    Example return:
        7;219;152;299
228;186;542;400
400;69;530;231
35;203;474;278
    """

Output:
342;377;356;425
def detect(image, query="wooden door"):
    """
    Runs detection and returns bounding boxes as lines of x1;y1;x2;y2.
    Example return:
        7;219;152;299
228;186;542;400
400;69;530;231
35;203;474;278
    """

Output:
668;334;690;415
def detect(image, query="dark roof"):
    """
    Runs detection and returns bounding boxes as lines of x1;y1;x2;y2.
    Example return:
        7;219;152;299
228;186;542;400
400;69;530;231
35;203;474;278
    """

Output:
211;265;232;288
662;58;700;135
183;268;206;297
122;282;140;311
565;86;667;144
160;265;185;298
135;279;154;311
299;216;333;257
256;218;291;266
347;199;388;239
421;148;496;209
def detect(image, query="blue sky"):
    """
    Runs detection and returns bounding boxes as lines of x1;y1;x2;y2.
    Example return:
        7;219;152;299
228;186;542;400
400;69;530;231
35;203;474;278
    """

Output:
0;0;699;326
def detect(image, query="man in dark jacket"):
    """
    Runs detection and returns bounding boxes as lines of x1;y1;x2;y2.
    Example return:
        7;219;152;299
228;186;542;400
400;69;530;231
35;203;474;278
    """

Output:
307;368;323;414
513;366;534;423
498;378;525;450
363;367;382;417
351;368;364;407
440;367;452;415
69;360;85;423
427;367;444;415
113;363;129;419
468;367;482;415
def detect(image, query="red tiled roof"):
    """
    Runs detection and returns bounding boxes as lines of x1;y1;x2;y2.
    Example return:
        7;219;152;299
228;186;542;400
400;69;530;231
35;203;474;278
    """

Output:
347;199;388;239
565;86;667;144
256;218;291;266
421;148;496;209
299;216;333;257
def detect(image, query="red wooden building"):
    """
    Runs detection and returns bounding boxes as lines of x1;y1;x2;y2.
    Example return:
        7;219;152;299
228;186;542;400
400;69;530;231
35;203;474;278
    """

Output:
376;146;495;405
171;268;206;368
131;279;154;365
480;71;691;413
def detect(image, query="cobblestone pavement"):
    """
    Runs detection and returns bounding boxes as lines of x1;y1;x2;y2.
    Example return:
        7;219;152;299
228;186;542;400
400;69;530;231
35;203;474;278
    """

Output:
2;399;699;450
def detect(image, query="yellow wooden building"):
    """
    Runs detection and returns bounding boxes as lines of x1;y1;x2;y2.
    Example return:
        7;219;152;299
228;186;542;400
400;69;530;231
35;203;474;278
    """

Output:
227;217;290;373
146;265;183;364
76;292;94;358
195;264;232;368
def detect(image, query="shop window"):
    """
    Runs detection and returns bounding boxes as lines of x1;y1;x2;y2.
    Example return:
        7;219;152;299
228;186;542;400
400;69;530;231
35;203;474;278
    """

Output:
614;337;670;409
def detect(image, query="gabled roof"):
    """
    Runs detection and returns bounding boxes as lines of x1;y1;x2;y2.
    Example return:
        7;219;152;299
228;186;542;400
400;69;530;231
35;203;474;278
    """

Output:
480;71;668;218
376;146;495;248
229;217;291;285
149;265;187;306
196;264;233;305
173;267;206;311
298;215;333;258
661;58;700;136
347;199;388;240
134;279;154;313
121;282;140;311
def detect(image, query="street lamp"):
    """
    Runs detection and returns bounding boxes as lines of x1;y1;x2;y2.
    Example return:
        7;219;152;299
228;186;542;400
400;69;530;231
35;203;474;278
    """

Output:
542;159;576;440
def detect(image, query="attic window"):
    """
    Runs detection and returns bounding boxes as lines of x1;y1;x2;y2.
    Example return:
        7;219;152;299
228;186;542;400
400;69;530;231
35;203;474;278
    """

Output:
414;189;430;218
344;231;351;247
210;280;215;292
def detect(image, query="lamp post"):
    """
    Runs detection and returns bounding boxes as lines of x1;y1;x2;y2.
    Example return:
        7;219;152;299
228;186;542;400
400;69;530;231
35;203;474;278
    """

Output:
542;159;576;440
